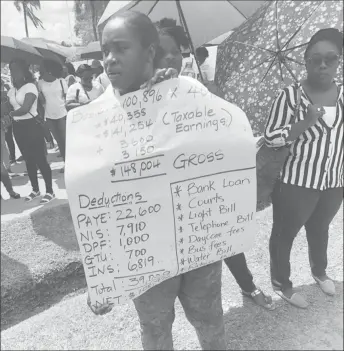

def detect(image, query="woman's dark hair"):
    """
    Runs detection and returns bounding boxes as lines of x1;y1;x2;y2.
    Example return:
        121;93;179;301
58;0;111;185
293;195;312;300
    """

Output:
305;28;343;59
9;58;35;88
65;62;76;76
42;59;63;79
108;11;159;50
195;46;209;59
155;18;189;50
76;64;93;78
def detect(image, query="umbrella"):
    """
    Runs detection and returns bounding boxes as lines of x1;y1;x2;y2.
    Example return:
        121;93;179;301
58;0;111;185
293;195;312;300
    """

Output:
1;36;43;65
97;1;266;78
215;0;343;136
80;41;102;60
21;38;67;64
205;30;233;47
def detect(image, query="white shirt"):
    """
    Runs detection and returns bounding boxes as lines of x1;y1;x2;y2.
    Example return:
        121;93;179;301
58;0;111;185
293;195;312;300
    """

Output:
199;58;214;82
322;106;336;127
7;83;38;121
95;72;111;90
65;75;80;87
182;56;215;82
66;82;104;104
37;79;68;120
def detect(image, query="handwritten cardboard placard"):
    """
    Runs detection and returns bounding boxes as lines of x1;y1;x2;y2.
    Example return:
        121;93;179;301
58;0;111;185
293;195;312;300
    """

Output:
65;77;256;309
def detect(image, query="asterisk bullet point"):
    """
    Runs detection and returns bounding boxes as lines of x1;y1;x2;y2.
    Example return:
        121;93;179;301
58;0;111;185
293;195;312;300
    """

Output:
174;185;182;197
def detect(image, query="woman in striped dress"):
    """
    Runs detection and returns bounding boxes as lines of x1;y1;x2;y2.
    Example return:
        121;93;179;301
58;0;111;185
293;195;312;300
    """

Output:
264;28;343;309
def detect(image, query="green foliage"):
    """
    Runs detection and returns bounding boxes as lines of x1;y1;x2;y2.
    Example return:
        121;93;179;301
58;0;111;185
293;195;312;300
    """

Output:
13;0;44;37
73;0;109;45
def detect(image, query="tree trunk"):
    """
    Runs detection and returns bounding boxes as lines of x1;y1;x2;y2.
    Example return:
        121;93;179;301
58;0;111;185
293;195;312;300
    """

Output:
23;3;29;37
90;1;98;41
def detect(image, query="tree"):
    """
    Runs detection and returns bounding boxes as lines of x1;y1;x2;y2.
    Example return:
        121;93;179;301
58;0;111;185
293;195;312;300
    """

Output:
13;0;44;38
73;0;109;45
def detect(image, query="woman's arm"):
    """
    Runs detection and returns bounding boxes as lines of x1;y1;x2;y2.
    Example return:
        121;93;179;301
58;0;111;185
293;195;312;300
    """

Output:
65;84;85;110
10;93;36;117
265;88;324;148
66;101;88;111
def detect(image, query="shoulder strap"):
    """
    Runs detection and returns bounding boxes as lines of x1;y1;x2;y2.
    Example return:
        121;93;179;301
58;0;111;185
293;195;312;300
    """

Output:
59;79;66;100
82;84;90;100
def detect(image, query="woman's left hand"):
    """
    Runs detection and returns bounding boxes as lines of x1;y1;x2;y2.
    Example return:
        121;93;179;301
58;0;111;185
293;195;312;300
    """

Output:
140;68;178;91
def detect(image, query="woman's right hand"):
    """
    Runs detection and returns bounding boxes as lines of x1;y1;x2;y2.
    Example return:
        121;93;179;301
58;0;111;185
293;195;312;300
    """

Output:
87;294;113;315
305;104;325;127
140;68;179;91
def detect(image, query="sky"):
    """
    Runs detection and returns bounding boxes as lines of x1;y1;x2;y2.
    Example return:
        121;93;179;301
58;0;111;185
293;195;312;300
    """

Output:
1;0;76;44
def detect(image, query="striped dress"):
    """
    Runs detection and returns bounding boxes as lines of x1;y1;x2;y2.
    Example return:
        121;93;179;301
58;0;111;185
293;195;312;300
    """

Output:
264;83;343;190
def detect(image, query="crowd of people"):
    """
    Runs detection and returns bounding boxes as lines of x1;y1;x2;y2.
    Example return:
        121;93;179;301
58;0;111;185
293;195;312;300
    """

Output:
0;55;111;202
0;8;343;351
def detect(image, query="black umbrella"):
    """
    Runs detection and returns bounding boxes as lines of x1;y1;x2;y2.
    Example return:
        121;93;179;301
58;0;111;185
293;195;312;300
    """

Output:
1;36;43;65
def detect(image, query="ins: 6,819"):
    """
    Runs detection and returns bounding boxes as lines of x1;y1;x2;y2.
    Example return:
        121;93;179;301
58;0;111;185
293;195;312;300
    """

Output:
128;256;154;271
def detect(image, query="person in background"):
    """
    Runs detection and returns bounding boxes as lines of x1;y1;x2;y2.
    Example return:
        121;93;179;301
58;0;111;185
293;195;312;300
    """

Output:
153;17;274;311
64;62;78;88
2;79;18;165
91;59;111;91
36;64;55;151
265;28;343;309
7;58;55;204
1;79;20;200
66;64;104;111
195;46;212;83
91;59;103;79
38;59;68;173
194;46;222;96
88;11;227;350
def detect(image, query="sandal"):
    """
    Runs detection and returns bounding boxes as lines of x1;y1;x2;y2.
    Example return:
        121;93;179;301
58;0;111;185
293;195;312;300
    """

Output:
25;191;41;202
242;288;276;311
40;193;55;205
274;289;308;309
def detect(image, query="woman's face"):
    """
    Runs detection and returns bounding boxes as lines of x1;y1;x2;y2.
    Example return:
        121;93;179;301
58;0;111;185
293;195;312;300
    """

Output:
102;17;155;94
305;40;340;86
80;70;93;89
9;62;25;84
158;34;183;74
62;66;68;78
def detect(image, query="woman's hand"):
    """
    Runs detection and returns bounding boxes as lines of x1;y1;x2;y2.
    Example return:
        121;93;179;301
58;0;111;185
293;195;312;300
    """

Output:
305;104;325;127
87;294;113;315
140;68;179;91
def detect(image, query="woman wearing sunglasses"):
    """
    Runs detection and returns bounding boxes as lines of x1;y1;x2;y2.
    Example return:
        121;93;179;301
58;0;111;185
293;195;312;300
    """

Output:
264;28;343;309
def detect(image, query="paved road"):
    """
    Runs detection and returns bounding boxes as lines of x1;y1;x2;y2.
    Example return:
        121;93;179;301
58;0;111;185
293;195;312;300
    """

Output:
1;149;67;222
1;207;343;350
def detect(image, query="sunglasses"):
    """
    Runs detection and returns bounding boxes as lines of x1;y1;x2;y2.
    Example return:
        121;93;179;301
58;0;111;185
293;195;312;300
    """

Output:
307;53;340;67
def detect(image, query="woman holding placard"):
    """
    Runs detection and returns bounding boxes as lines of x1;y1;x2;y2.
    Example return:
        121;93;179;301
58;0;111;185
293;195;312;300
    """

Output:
88;11;226;350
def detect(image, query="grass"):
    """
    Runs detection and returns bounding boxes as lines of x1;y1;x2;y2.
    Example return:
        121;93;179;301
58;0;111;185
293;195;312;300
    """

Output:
1;203;82;325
